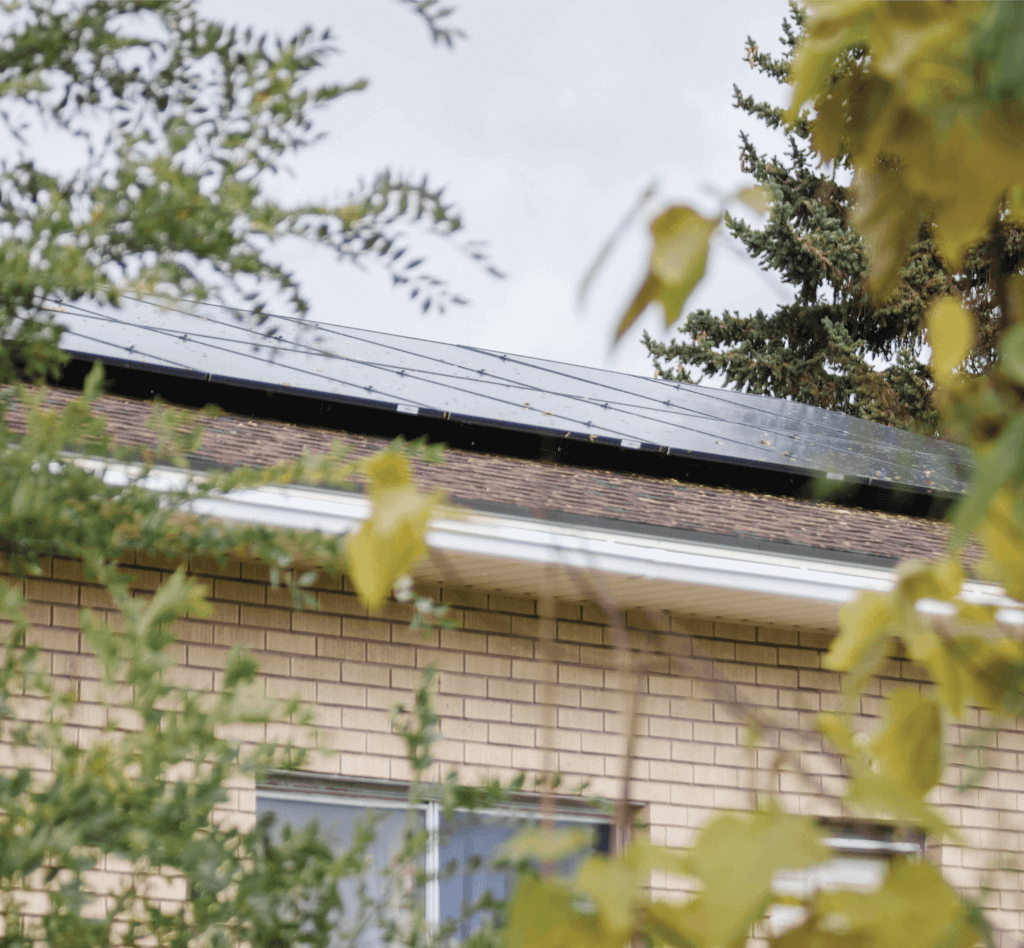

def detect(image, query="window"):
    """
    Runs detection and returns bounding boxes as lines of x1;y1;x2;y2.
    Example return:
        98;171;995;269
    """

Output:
769;821;925;935
257;778;612;943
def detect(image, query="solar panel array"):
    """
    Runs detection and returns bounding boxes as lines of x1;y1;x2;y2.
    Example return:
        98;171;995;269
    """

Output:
51;297;970;495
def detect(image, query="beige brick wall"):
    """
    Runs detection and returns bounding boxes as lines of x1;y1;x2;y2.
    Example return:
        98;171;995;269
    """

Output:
4;554;1024;940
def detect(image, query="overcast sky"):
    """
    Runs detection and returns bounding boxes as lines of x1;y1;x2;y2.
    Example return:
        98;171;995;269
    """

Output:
202;0;795;378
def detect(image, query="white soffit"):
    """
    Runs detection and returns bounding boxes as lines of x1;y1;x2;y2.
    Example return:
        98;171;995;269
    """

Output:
96;463;1015;632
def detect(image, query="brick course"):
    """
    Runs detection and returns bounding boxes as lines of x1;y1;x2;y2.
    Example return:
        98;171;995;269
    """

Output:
4;555;1024;943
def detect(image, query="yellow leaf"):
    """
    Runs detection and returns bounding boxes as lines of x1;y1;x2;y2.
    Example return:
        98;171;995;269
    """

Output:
951;635;1024;714
616;205;718;340
817;861;980;948
345;450;443;611
926;297;974;379
832;690;952;835
896;557;962;601
787;1;1018;295
953;601;998;625
787;1;877;131
615;271;659;341
649;205;717;286
871;688;943;798
622;834;690;878
772;916;868;948
845;772;952;838
850;165;927;302
816;711;858;758
505;876;614;948
1009;185;1024;225
672;807;827;947
573;853;648;941
346;488;435;612
644;901;707;948
976;488;1024;600
500;825;593;863
737;185;770;215
904;626;969;717
828;590;897;691
362;450;412;491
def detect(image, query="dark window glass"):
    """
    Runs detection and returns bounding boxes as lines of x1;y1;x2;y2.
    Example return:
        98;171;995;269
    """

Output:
257;790;611;944
438;812;609;940
256;796;425;948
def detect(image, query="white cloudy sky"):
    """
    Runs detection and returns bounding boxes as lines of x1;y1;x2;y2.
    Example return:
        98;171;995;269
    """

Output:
201;0;796;377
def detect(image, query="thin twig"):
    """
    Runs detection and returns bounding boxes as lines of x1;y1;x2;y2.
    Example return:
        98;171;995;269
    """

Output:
536;595;559;866
578;181;658;309
992;219;1012;334
557;565;639;851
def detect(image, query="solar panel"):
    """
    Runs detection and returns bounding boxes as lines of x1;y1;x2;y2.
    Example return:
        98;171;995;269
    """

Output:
51;297;970;495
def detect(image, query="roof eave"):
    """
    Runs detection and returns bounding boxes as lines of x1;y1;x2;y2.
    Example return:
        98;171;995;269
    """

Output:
88;460;1018;632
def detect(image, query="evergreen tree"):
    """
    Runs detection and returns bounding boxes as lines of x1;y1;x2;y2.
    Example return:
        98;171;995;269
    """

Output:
641;4;1024;434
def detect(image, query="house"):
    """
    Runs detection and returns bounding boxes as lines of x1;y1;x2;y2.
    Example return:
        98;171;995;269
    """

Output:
12;299;1024;941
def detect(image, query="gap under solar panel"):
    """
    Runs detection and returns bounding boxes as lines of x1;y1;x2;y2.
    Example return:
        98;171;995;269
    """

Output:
52;297;970;495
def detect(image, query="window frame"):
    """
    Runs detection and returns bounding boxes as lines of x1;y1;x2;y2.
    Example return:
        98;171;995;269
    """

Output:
257;775;613;932
768;819;926;936
819;817;925;858
260;779;921;939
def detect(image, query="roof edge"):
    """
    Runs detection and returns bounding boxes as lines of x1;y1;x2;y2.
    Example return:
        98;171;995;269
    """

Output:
446;495;905;572
78;457;1018;629
58;357;961;520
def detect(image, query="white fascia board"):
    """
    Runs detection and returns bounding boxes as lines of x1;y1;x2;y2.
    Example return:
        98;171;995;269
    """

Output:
86;461;1016;616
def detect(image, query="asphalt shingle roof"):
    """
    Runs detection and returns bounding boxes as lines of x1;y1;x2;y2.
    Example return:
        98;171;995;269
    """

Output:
26;387;954;565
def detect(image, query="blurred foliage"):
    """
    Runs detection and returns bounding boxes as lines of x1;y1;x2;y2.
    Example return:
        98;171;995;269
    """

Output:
0;0;460;942
0;546;488;946
641;3;1024;434
580;2;1024;947
0;0;493;389
13;2;1024;948
347;451;445;612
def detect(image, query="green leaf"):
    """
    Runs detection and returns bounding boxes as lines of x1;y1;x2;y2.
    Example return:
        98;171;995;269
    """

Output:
141;568;212;629
970;0;1024;103
999;324;1024;386
223;646;259;691
950;411;1024;548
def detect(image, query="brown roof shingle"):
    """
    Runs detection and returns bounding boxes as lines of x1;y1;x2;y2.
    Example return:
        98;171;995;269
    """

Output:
26;387;953;565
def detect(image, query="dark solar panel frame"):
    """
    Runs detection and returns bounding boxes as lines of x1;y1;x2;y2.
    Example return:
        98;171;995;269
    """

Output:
51;298;970;495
